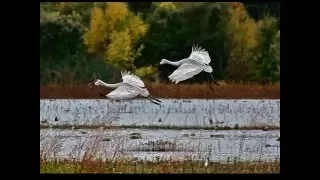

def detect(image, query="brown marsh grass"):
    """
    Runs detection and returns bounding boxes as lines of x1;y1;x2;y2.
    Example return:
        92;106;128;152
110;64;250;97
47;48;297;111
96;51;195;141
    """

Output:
40;158;280;173
40;82;280;99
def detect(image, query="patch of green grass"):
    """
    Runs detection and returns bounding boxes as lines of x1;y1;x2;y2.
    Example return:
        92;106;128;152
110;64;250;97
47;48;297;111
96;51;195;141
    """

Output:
40;159;280;174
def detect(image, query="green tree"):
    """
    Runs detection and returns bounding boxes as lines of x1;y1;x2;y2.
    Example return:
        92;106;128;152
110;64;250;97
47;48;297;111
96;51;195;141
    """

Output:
139;2;229;82
40;5;85;59
253;16;280;83
244;2;280;22
40;3;117;84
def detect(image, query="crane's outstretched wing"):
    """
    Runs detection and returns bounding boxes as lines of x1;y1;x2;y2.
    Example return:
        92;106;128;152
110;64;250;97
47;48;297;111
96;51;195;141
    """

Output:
168;63;204;84
106;85;140;100
188;44;211;64
121;69;145;88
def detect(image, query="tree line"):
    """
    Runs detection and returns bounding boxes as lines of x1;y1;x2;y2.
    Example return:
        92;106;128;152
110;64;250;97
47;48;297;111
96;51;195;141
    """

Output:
40;2;280;85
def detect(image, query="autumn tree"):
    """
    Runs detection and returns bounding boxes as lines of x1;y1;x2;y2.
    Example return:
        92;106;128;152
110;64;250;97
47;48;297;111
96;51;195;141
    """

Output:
83;2;149;72
225;2;259;81
40;2;280;84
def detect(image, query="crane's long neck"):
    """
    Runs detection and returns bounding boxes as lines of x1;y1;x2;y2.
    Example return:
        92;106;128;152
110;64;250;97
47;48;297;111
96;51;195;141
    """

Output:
162;59;187;66
96;80;121;89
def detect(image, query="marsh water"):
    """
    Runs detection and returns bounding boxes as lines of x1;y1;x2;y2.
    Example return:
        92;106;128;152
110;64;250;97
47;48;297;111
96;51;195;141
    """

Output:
40;99;280;162
40;128;280;162
40;99;280;127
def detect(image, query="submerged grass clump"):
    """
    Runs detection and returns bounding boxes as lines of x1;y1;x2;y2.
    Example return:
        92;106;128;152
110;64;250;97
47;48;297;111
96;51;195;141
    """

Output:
39;124;280;131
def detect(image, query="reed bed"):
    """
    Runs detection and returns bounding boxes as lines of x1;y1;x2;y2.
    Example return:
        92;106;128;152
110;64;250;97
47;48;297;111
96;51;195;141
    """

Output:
40;82;279;99
40;158;280;173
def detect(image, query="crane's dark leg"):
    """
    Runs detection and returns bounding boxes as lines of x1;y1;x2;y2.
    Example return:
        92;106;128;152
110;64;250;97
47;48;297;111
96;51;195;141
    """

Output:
206;76;215;91
146;96;161;105
148;95;162;103
210;74;220;86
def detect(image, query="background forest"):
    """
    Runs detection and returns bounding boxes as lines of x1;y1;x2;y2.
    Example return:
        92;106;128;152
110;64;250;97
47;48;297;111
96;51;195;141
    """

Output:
40;2;280;85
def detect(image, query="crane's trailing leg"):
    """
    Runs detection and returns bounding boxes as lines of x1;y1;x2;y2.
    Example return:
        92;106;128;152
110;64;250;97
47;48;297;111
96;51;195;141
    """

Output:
148;95;162;103
210;74;220;86
206;77;215;91
146;96;161;105
209;83;214;91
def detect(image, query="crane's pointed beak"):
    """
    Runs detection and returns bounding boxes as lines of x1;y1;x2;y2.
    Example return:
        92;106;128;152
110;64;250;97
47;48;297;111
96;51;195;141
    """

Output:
88;82;94;88
88;79;97;88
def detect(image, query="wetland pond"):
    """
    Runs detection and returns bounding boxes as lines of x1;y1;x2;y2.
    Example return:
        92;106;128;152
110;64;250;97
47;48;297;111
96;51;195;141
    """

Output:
40;99;280;163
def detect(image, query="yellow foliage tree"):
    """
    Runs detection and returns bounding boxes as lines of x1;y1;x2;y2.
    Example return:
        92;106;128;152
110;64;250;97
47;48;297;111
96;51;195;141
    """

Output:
83;2;149;71
134;65;158;82
83;7;106;53
105;29;133;69
104;2;129;31
126;14;149;44
225;2;259;81
158;2;177;10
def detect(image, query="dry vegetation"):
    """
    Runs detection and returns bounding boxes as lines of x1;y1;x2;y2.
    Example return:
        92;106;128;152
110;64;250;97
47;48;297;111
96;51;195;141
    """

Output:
40;82;280;99
40;159;280;173
40;129;280;174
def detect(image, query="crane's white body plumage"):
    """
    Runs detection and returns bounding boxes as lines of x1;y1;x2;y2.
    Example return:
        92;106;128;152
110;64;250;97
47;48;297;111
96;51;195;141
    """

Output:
188;44;212;64
89;70;161;105
121;70;146;88
160;44;216;84
106;85;141;100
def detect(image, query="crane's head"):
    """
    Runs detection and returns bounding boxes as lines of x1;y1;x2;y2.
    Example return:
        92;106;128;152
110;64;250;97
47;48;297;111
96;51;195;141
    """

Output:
204;65;213;73
160;59;169;65
141;88;150;96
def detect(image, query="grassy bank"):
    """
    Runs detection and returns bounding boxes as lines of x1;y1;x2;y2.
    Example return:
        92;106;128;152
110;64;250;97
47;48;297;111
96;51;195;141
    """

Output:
40;82;280;99
40;159;280;173
40;124;280;131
